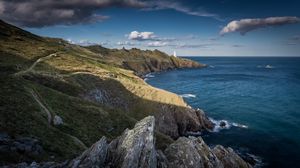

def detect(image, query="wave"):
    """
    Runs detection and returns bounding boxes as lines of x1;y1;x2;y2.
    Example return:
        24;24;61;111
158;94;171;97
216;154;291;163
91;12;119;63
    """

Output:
144;78;149;81
265;65;274;69
209;65;215;68
145;73;155;78
257;65;274;69
209;118;248;132
180;94;196;98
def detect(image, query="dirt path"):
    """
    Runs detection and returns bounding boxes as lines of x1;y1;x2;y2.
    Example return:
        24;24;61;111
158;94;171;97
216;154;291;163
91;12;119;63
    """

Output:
29;89;88;149
15;53;58;76
30;89;52;124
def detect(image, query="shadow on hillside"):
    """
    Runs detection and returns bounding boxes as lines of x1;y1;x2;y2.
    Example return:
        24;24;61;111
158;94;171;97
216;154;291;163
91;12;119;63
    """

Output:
0;53;212;165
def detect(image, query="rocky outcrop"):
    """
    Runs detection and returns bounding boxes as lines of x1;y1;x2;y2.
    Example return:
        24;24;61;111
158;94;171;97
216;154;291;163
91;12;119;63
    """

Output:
3;116;251;168
155;107;214;139
164;136;252;168
59;116;156;168
0;133;44;163
212;145;252;168
164;136;223;168
68;137;108;168
106;116;156;168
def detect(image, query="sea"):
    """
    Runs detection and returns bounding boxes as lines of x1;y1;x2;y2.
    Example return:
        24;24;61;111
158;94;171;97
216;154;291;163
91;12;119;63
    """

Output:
146;57;300;168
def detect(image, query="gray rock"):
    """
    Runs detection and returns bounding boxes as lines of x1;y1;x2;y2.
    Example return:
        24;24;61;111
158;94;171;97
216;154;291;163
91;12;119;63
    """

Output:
2;117;251;168
53;115;63;126
68;137;108;168
164;136;251;168
107;116;157;168
212;145;252;168
164;136;223;168
156;150;168;168
155;107;214;139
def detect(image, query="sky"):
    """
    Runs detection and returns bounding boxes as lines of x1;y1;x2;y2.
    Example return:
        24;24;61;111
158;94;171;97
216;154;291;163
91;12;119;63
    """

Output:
1;0;300;56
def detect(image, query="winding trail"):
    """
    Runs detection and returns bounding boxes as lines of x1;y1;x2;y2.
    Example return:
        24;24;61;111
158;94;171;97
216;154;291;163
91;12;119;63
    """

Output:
15;52;58;76
29;88;88;149
30;89;52;124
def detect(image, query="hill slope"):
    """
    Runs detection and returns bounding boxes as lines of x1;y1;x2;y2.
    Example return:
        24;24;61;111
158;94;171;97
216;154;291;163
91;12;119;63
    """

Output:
0;20;212;165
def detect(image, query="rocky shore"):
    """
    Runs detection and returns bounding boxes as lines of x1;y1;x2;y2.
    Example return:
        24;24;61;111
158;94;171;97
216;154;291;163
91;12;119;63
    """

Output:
3;116;251;168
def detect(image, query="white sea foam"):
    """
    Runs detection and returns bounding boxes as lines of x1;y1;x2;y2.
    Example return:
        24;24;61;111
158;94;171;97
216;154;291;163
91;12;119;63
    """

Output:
265;65;274;69
232;122;249;128
180;94;196;98
209;65;215;68
209;118;248;132
257;65;274;69
145;73;155;78
144;78;148;81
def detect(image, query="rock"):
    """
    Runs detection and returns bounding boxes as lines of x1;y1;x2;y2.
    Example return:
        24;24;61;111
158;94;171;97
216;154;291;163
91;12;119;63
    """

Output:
2;117;251;168
164;136;251;168
155;106;214;139
220;121;226;128
68;137;108;168
107;116;157;168
212;145;252;168
156;150;168;168
53;115;63;126
0;134;44;157
0;132;10;143
164;136;223;168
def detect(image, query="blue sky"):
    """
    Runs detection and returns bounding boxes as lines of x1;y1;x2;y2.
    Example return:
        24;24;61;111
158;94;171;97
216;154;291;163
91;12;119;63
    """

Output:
1;0;300;56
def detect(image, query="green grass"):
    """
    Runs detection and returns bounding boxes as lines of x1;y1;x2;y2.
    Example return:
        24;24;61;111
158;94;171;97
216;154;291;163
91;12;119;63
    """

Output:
0;19;204;164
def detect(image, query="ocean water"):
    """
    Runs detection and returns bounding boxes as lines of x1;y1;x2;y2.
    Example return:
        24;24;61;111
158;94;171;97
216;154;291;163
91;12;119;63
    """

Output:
147;57;300;168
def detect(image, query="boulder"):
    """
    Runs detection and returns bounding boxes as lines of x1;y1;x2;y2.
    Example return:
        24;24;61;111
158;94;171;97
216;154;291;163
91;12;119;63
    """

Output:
164;136;223;168
164;136;252;168
53;115;63;126
106;116;157;168
68;137;108;168
212;145;252;168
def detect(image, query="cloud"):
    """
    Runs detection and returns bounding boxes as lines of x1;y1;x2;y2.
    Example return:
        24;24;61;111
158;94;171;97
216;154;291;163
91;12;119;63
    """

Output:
232;44;244;47
174;43;212;49
220;16;300;35
143;1;218;19
117;41;136;46
285;35;300;45
291;35;300;41
128;31;156;41
66;38;109;46
0;0;220;27
0;0;146;27
147;41;168;47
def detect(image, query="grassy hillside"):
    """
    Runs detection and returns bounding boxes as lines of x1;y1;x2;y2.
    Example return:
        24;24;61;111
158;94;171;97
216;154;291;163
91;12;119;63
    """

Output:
0;20;209;165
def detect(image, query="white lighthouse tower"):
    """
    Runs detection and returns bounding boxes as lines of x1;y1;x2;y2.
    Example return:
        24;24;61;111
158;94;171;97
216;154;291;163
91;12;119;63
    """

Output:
173;51;177;57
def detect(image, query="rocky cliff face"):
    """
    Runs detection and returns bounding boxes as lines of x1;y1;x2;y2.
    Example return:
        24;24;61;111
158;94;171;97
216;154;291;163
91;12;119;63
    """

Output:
4;116;251;168
85;46;206;77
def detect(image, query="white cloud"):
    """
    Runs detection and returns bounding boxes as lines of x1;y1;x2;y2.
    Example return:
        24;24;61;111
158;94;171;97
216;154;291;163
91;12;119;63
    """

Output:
66;38;105;46
117;41;136;46
128;31;156;41
143;1;218;19
147;41;168;47
220;16;300;35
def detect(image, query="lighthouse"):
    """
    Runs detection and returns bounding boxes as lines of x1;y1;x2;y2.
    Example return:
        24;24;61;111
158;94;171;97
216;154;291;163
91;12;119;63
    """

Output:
173;51;177;57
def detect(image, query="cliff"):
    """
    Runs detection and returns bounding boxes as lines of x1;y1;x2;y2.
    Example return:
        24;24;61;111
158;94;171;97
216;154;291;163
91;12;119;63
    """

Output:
4;116;251;168
84;45;206;76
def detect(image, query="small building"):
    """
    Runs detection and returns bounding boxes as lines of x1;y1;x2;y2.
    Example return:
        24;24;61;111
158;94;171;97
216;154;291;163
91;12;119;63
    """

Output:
173;51;177;57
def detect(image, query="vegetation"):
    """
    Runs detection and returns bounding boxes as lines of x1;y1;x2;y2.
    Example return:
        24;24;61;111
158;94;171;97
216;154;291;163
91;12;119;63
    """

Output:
0;19;204;165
